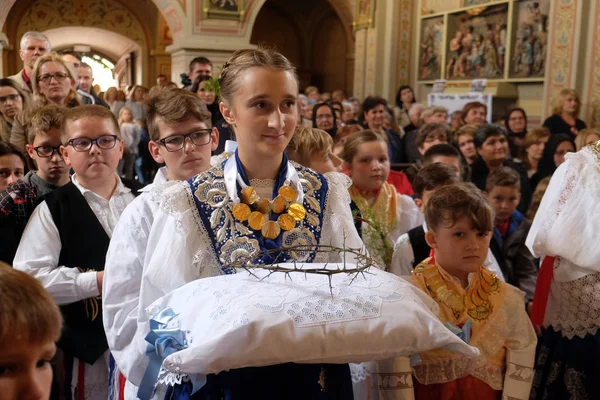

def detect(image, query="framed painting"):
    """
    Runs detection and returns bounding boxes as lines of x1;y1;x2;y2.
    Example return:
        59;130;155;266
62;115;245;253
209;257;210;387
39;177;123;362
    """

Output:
446;4;509;80
203;0;245;21
418;16;444;81
353;0;376;31
510;0;550;79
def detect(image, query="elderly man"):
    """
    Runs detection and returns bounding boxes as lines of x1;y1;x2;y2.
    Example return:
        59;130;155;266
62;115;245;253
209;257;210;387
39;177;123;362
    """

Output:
403;103;428;163
9;31;51;93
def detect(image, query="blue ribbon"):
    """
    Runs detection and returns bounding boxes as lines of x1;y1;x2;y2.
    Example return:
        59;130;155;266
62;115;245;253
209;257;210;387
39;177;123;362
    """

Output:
445;319;472;344
137;308;206;400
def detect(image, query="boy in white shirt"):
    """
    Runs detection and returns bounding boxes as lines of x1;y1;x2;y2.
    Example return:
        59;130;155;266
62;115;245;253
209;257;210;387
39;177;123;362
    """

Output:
14;105;136;399
102;88;217;396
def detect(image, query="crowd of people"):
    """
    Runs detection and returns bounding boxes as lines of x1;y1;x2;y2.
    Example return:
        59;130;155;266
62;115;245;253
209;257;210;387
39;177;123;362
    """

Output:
1;31;599;400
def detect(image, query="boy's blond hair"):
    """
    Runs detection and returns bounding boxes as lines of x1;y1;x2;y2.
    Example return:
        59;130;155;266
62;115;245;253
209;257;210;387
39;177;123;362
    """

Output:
0;262;62;344
425;183;494;233
286;126;333;167
27;104;65;144
62;105;121;144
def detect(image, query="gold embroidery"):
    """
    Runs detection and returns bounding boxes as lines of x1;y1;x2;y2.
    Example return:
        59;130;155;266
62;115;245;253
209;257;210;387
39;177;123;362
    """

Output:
507;362;534;383
77;267;101;321
377;372;413;390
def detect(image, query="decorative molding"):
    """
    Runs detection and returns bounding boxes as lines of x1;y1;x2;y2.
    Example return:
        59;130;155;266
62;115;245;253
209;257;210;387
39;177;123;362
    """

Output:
397;0;412;84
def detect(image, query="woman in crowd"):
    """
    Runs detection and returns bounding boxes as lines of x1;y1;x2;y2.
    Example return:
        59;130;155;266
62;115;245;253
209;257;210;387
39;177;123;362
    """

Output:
0;79;31;143
530;133;575;190
191;75;223;126
312;102;338;138
574;128;600;151
461;101;488;127
362;96;404;164
521;127;551;178
542;88;587;136
470;124;531;212
124;85;148;123
105;86;125;117
10;53;81;153
393;85;416;129
504;107;528;159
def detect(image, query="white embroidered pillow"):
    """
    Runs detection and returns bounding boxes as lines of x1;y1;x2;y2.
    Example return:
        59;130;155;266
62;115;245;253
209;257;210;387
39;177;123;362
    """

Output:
144;264;479;376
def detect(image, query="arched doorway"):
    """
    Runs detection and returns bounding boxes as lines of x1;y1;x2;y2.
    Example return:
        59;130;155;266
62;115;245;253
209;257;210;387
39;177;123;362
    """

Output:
250;0;354;95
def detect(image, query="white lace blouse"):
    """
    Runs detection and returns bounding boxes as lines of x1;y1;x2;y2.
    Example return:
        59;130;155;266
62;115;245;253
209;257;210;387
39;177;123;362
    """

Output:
102;170;364;392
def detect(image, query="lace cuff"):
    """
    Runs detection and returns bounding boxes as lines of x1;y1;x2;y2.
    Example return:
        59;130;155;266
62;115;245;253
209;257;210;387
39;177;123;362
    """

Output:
376;357;415;400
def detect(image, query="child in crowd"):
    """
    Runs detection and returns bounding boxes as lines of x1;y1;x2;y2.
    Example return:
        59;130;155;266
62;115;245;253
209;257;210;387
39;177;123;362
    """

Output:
383;184;536;400
14;105;136;399
422;143;462;179
118;107;139;181
103;88;217;396
286;126;342;173
391;163;460;276
0;105;70;264
485;167;538;307
0;262;63;400
341;129;422;269
0;141;27;191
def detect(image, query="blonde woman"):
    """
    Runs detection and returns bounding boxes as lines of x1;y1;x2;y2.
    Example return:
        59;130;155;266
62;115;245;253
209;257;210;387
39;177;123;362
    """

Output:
10;52;81;152
542;88;587;136
574;128;600;151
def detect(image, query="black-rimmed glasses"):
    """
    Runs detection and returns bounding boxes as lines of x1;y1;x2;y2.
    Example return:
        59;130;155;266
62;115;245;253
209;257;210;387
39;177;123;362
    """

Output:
38;73;69;83
66;135;118;152
33;145;62;158
158;129;212;152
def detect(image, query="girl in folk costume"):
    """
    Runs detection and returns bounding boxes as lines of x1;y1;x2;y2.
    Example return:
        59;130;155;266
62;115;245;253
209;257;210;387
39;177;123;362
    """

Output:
527;140;600;399
378;184;536;400
341;130;422;269
103;48;364;399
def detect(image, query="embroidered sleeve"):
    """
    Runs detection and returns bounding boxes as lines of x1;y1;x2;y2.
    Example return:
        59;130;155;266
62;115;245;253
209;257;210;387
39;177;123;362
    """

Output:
502;288;537;400
376;357;415;400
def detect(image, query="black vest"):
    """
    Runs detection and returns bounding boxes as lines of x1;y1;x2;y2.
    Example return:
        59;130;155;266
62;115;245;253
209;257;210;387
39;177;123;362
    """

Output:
45;180;137;364
407;225;430;268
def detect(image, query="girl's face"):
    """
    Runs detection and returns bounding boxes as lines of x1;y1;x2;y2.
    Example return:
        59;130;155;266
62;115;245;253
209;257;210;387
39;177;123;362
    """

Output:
478;134;508;163
525;136;548;161
457;134;476;160
0;86;23;122
347;140;390;192
364;104;386;130
197;81;216;105
464;107;486;126
0;154;25;191
221;67;298;161
400;88;414;104
507;110;526;133
554;140;575;167
121;109;133;123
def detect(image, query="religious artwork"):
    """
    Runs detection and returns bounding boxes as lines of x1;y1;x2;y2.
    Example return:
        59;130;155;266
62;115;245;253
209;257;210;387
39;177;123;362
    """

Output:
418;16;444;81
203;0;245;20
353;0;376;31
510;0;550;79
445;4;508;80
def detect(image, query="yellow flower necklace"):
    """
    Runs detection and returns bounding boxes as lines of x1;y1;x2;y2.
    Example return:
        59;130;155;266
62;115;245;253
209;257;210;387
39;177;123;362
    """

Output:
232;182;307;240
416;261;500;322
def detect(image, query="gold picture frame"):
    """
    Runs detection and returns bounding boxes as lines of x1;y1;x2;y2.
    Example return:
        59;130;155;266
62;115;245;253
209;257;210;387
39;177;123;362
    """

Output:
353;0;376;31
203;0;246;21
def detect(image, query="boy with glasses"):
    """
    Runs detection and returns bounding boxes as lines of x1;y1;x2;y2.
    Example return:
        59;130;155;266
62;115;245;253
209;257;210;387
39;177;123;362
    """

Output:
102;88;217;395
0;105;69;264
14;105;137;399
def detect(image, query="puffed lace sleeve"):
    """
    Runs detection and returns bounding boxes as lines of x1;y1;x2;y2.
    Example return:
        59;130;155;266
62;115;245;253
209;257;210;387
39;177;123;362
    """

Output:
527;149;600;272
390;233;415;277
319;172;365;260
392;194;424;242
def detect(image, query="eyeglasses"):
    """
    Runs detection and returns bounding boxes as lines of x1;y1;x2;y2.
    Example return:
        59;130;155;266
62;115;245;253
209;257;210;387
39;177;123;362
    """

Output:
0;94;21;104
38;73;69;83
66;135;118;152
33;145;62;158
158;130;212;152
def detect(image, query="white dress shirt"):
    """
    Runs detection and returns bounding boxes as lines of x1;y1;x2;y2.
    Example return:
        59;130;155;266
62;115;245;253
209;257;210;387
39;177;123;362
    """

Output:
13;174;135;305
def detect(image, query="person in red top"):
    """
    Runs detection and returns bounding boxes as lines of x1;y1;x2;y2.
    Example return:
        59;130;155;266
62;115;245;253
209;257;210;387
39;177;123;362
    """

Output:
8;31;51;94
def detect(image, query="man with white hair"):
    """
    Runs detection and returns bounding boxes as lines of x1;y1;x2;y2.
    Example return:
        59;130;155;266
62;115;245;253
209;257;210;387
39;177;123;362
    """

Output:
9;31;51;93
403;103;427;163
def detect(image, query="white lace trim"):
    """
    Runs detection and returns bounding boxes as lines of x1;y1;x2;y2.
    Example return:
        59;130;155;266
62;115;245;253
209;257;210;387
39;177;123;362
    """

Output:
413;356;504;390
545;272;600;339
